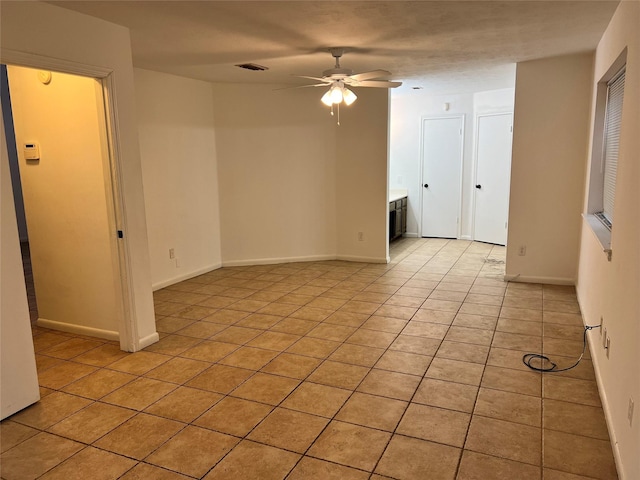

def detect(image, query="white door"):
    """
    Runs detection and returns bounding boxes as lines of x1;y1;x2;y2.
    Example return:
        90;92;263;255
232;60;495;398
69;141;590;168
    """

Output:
421;116;463;238
473;113;513;245
1;111;40;419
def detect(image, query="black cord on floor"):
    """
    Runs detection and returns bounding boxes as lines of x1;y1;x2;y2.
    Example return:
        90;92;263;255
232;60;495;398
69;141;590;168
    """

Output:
522;325;601;372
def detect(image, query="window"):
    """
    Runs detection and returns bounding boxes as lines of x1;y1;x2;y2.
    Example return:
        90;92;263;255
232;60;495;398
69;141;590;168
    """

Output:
585;50;627;259
600;67;625;227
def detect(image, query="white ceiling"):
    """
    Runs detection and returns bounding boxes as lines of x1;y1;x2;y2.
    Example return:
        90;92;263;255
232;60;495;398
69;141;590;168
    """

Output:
51;1;619;94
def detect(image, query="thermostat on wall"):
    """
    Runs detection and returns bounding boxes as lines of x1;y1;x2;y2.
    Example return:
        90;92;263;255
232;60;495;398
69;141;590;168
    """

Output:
23;143;40;161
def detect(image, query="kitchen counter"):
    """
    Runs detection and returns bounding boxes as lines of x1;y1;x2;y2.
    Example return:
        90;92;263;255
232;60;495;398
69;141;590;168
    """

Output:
389;188;408;202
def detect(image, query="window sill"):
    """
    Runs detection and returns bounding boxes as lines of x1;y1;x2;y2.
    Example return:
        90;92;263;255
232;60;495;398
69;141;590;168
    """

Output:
583;213;612;261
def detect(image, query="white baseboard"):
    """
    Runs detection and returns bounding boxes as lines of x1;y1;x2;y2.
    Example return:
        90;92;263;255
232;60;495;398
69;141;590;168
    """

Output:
155;253;390;288
403;232;419;238
152;263;222;291
223;253;390;267
222;254;336;267
578;293;626;480
459;235;473;240
36;317;119;341
503;274;575;285
587;336;625;479
335;254;389;264
137;331;160;351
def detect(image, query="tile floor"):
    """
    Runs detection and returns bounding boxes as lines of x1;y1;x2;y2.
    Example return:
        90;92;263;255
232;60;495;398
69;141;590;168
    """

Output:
1;238;619;479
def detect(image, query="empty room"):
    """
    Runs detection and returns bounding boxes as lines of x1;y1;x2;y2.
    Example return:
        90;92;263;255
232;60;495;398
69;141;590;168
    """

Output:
1;1;638;479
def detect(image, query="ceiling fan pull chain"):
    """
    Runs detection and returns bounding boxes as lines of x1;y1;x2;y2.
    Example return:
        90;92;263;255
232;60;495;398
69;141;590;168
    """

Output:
337;102;341;126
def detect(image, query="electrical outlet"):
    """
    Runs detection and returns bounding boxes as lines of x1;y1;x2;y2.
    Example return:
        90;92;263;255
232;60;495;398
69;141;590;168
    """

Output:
169;248;175;259
605;336;611;358
357;232;364;242
628;398;635;427
518;245;526;256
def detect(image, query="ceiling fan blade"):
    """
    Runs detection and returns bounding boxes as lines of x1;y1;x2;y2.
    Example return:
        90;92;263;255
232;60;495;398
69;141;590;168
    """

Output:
350;70;392;81
274;83;329;90
353;80;403;88
292;75;328;82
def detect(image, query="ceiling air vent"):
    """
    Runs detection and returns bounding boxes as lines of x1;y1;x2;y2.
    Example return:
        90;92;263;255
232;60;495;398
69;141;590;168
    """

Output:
235;63;269;71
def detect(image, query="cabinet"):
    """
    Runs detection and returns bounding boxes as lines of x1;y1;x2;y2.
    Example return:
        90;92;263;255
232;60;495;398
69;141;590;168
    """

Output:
389;196;407;241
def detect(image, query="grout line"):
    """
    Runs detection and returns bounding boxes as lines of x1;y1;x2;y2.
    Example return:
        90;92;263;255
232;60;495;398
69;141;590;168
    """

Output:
13;238;607;480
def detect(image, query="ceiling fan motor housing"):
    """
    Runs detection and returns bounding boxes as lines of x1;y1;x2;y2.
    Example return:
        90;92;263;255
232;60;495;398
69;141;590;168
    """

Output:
322;67;353;79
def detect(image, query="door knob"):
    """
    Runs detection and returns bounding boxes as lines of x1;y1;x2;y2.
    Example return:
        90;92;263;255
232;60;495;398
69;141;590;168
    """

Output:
423;183;429;188
475;184;482;189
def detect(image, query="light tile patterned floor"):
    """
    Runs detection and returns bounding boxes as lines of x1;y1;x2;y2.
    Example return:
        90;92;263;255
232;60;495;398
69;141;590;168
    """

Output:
1;238;618;479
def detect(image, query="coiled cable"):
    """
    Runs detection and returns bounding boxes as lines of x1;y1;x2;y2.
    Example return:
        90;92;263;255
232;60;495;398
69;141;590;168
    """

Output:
522;325;600;372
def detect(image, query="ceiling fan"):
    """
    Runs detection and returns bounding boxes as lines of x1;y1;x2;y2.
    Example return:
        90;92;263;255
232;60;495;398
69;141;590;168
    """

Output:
293;48;402;122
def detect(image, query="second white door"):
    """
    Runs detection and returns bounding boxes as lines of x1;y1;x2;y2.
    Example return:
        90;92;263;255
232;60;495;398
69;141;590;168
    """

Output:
473;113;513;245
421;116;464;238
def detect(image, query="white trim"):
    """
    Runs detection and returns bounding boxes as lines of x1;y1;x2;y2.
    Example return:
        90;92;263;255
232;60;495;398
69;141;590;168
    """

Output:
152;263;222;291
503;274;575;285
138;332;160;350
99;74;137;352
222;254;337;267
1;48;137;352
403;232;419;238
155;254;393;291
1;49;112;78
583;214;612;261
385;92;392;262
579;297;625;479
336;255;389;264
459;234;473;241
222;254;389;268
36;318;119;341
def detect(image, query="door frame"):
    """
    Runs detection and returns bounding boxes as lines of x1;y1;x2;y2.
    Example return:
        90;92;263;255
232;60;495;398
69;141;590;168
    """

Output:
471;112;513;245
418;114;465;239
1;49;136;350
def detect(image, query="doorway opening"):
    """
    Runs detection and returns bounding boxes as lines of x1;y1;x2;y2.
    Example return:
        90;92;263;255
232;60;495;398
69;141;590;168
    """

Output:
2;64;127;345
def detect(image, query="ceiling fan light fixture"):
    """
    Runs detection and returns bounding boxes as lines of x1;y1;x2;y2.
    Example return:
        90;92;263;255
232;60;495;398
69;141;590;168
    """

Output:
321;90;333;106
343;88;357;105
329;84;343;104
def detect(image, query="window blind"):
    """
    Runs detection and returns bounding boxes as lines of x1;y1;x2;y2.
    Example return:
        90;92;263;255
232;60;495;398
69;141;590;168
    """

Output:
602;69;625;224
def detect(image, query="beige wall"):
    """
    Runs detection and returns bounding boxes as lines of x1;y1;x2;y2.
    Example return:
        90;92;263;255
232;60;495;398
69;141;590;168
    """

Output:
507;53;594;283
134;69;222;289
212;83;339;265
212;84;389;265
336;88;390;262
8;66;121;336
1;114;40;419
577;2;640;478
136;75;389;279
1;2;157;350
